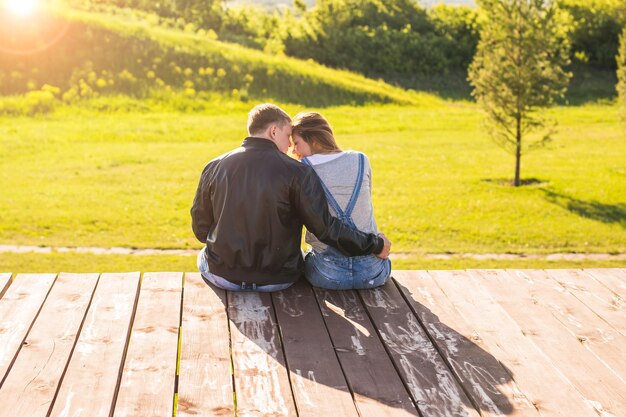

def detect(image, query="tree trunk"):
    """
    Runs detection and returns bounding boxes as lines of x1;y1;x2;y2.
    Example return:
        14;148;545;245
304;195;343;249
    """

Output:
514;115;521;187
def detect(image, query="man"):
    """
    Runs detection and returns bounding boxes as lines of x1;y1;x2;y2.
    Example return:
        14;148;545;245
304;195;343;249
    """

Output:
191;103;391;292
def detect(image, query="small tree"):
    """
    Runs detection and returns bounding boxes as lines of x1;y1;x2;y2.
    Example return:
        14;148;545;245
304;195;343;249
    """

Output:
618;27;626;118
469;0;571;186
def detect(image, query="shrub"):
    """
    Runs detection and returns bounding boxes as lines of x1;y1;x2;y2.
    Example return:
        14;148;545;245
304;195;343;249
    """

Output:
0;85;61;115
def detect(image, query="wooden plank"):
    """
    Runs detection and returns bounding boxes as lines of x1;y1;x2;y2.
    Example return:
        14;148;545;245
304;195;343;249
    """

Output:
177;273;233;417
472;269;626;415
546;269;625;336
429;269;599;417
359;278;480;417
49;273;141;417
272;280;359;417
584;268;626;300
113;272;183;417
0;273;11;299
505;269;626;383
0;273;56;384
313;288;418;417
393;270;539;417
0;273;98;417
228;291;297;417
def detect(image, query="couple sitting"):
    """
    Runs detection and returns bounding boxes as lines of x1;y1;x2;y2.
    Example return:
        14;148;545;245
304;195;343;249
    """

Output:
191;103;391;292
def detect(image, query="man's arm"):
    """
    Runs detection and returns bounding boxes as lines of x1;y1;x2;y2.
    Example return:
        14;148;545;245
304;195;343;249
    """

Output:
191;167;215;243
366;159;392;259
293;168;386;257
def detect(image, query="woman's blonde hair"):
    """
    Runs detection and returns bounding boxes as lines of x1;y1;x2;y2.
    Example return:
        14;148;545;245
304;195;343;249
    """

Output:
291;112;341;153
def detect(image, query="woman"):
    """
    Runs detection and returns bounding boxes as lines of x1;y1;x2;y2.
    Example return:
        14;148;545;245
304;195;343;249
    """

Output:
291;112;391;290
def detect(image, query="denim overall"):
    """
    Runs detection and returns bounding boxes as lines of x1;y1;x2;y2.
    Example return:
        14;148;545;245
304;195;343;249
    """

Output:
302;154;391;289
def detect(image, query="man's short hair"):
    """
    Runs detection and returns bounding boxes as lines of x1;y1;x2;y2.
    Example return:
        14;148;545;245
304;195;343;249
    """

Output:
247;103;292;136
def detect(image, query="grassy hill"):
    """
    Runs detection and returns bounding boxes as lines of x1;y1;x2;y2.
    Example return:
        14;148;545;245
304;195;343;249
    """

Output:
0;6;440;109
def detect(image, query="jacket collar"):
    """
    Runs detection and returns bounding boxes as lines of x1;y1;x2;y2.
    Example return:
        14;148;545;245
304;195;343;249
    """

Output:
242;137;278;150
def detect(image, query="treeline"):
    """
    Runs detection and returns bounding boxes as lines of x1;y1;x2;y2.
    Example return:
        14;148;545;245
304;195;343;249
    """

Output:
1;0;624;108
85;0;626;92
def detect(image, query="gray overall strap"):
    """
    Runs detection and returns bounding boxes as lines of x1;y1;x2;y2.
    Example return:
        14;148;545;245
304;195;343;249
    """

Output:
343;153;365;219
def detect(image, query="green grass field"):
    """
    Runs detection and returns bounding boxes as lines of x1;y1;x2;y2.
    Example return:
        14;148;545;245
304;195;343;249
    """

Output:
1;94;624;272
0;6;624;273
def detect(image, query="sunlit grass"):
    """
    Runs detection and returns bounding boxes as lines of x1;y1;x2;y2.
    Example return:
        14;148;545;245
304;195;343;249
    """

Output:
0;94;624;274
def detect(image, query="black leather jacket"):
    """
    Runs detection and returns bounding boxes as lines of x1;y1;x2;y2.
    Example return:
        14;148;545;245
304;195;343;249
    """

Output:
191;137;384;285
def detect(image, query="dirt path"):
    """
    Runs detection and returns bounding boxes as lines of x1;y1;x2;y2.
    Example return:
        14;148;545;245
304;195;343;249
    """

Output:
1;245;624;261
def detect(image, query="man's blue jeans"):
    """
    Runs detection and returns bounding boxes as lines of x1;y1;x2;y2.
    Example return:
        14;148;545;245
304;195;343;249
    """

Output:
197;249;292;292
304;251;391;290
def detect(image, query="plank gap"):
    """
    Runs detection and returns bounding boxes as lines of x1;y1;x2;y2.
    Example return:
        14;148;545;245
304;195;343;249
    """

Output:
223;289;237;413
108;272;143;417
272;280;360;417
225;290;236;412
313;287;418;416
506;269;626;383
391;275;483;415
431;269;598;417
0;273;99;417
354;286;421;414
174;274;185;397
113;272;183;417
544;269;625;337
227;291;297;415
269;290;302;417
46;273;103;417
0;273;13;299
483;269;626;413
177;273;233;416
309;285;362;417
582;269;625;300
0;273;58;390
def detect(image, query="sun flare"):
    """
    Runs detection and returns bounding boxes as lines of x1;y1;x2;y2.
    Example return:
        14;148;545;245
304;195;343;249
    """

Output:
4;0;39;16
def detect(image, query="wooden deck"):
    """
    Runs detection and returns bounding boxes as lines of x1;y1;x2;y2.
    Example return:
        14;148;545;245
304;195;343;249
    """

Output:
0;269;624;417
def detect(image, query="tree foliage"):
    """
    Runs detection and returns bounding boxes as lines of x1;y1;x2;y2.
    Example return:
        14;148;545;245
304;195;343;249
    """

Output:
282;0;479;83
560;0;626;69
66;0;623;94
618;27;626;117
468;0;571;186
427;5;480;71
218;4;289;54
